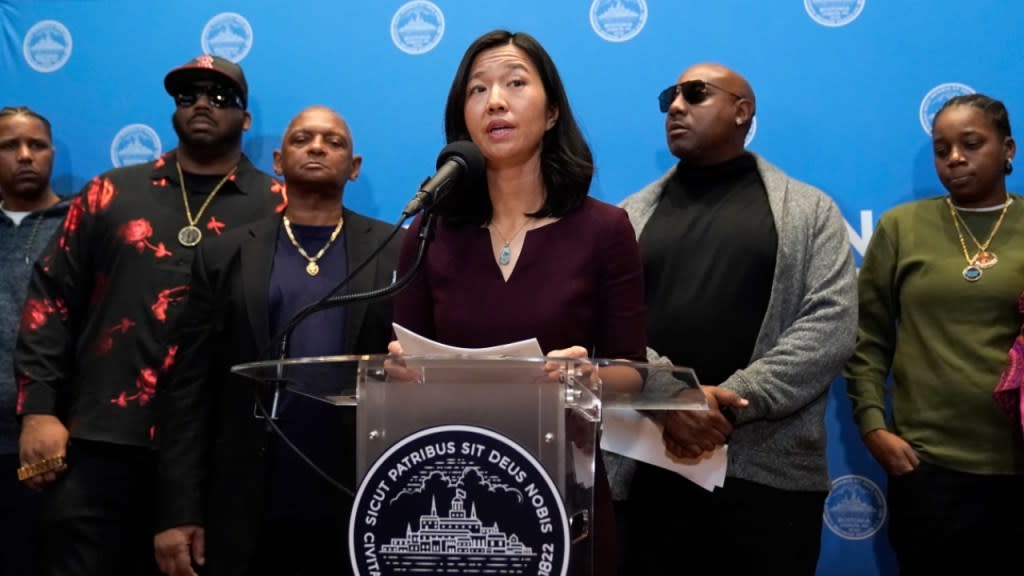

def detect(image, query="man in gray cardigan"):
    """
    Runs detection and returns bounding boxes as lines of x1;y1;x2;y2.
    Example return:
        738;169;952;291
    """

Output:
612;63;857;575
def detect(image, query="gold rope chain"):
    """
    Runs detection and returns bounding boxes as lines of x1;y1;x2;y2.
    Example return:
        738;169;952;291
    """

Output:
176;161;237;228
282;214;345;276
945;196;1011;256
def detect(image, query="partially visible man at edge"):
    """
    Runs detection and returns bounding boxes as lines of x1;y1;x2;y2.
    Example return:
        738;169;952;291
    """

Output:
14;55;285;575
0;106;71;574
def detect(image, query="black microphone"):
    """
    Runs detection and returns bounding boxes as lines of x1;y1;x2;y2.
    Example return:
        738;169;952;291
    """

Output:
401;140;485;217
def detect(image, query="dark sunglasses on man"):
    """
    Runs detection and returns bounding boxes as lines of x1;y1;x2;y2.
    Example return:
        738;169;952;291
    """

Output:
658;79;744;113
173;85;245;110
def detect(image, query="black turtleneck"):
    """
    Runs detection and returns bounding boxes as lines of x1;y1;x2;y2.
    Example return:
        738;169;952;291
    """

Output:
638;153;777;386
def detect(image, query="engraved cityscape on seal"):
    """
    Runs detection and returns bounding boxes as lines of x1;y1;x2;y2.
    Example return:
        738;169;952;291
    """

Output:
823;474;887;540
350;425;569;576
919;82;975;136
391;1;445;55
22;20;73;73
590;0;648;43
110;124;162;168
201;12;253;63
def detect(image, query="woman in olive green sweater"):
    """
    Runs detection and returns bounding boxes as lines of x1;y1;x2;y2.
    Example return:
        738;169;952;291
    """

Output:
844;93;1024;576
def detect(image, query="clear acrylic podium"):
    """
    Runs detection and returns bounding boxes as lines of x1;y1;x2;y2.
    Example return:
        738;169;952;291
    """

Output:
232;354;703;576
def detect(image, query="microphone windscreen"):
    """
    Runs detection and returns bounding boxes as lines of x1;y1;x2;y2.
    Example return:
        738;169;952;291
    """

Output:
436;140;485;183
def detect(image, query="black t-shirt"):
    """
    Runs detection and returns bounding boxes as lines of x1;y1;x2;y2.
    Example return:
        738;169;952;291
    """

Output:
266;223;351;519
639;153;777;386
14;152;285;447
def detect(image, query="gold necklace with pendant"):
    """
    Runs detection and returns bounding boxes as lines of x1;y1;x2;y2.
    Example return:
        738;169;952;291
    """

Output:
946;195;1011;282
282;214;344;276
175;161;237;247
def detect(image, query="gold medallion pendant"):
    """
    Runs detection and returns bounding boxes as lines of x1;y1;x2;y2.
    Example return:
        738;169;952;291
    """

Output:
177;225;202;247
175;161;237;247
283;214;344;278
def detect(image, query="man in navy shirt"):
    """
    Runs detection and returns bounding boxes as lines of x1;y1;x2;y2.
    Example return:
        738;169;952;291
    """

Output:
155;106;401;576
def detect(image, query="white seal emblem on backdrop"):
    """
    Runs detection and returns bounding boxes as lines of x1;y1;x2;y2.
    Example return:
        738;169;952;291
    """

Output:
823;475;887;540
745;116;758;148
391;1;445;55
590;0;648;43
110;124;162;168
349;425;570;576
919;83;975;135
23;20;73;73
201;12;253;63
804;0;867;28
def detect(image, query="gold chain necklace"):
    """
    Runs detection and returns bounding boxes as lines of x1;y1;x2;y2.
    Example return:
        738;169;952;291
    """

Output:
946;195;1011;282
489;219;532;266
175;161;237;247
282;214;345;276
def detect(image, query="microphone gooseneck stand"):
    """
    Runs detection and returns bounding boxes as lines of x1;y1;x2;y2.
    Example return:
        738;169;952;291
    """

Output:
252;211;436;498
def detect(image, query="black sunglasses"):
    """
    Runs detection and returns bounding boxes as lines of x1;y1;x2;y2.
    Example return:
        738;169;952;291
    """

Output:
173;85;244;110
658;79;744;113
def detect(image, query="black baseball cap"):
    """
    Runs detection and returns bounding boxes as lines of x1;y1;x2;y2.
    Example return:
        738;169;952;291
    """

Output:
164;54;248;108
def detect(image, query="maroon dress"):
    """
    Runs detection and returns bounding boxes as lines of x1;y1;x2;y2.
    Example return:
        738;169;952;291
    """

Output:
394;196;646;575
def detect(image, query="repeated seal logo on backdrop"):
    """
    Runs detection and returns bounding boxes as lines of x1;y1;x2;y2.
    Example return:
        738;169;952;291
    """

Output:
350;425;569;576
110;124;162;168
919;82;975;135
391;1;445;55
590;0;648;43
745;116;758;148
804;0;867;28
823;474;886;540
201;12;254;63
23;20;73;73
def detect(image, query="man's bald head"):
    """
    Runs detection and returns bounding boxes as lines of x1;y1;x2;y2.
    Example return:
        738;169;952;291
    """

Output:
281;105;353;146
663;63;756;165
677;63;756;113
274;105;362;193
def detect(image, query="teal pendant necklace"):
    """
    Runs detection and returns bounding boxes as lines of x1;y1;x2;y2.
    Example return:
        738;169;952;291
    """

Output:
491;219;532;267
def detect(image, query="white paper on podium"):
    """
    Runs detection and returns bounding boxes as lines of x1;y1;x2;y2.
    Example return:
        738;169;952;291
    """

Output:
393;324;595;487
601;407;727;492
393;323;543;357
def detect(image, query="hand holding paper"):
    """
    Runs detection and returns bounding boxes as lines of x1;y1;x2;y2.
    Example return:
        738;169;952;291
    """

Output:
601;408;727;492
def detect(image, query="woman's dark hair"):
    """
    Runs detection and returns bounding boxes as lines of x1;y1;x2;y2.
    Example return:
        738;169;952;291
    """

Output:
0;106;53;140
438;30;593;226
932;93;1012;139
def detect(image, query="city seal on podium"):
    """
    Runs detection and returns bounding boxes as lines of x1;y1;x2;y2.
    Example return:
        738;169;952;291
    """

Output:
349;424;570;576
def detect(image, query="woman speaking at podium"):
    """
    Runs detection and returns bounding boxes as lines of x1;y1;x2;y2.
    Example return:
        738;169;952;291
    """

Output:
390;29;646;576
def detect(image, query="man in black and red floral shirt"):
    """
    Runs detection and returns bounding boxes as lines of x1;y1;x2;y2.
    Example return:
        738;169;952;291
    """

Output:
14;55;286;575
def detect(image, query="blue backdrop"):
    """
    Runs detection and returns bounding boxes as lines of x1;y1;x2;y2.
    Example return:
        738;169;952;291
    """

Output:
5;1;1024;573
